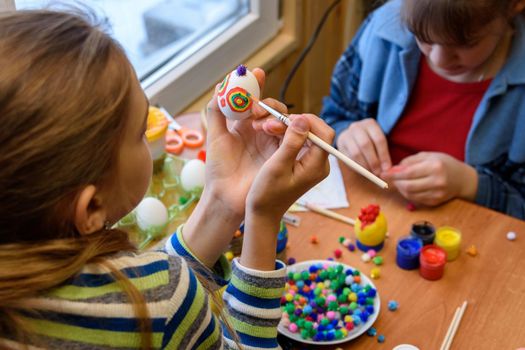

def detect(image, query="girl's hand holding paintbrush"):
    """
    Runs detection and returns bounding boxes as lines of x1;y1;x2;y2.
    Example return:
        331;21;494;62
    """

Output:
183;66;333;270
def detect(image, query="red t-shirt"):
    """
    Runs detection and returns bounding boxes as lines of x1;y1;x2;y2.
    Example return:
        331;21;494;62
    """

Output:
388;59;492;165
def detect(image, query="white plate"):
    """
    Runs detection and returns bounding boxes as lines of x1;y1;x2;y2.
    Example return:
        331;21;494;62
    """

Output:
278;260;380;345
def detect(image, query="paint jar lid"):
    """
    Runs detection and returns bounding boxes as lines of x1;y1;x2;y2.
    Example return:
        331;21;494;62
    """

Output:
410;220;436;245
397;236;423;257
435;226;462;247
392;345;420;350
420;245;447;268
146;106;169;142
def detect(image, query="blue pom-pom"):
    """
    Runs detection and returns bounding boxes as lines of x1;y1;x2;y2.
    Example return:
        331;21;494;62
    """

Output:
388;300;399;311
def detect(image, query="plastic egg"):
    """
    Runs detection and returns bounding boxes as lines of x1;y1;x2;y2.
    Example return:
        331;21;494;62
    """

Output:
180;159;206;192
135;197;168;231
217;65;260;120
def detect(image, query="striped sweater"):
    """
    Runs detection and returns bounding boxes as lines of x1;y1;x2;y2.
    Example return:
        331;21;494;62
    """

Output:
1;226;286;349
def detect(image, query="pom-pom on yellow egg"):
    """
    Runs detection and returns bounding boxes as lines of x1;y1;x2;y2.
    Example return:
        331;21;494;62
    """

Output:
355;206;388;247
217;65;260;121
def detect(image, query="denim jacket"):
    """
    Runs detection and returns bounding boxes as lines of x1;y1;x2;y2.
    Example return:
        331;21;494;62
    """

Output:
321;0;525;219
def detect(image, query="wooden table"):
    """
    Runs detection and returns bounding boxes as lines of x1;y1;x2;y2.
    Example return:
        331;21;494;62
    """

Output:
172;111;524;349
285;166;525;349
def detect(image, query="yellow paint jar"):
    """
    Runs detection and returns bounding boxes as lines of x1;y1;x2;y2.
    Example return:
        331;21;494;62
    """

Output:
146;107;169;173
434;226;462;261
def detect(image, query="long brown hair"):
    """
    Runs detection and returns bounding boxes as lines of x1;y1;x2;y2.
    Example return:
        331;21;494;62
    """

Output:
402;0;521;45
0;9;152;348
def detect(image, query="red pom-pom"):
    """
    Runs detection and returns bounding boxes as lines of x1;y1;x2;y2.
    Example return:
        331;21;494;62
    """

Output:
197;149;206;162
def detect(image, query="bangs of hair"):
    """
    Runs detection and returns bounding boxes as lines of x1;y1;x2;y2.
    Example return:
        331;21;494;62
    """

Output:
402;0;507;45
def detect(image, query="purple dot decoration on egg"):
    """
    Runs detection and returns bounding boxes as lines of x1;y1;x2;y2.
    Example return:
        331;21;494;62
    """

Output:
236;64;247;76
218;65;260;121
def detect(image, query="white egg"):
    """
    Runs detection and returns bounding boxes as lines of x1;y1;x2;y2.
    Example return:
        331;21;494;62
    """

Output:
135;197;168;231
217;65;260;120
180;159;206;192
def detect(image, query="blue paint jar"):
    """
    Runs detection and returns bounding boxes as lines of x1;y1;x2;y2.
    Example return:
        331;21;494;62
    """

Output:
410;221;436;246
396;236;423;270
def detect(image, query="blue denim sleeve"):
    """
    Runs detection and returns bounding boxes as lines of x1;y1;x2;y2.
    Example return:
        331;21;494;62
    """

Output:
475;156;525;220
320;17;378;144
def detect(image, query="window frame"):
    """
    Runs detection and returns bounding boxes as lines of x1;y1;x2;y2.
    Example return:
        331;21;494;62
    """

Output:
145;0;280;113
1;0;280;114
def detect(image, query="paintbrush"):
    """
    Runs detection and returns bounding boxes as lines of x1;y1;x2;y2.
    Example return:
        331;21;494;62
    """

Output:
248;94;388;189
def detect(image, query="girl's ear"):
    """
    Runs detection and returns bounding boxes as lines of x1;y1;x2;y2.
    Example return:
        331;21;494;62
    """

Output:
74;185;108;235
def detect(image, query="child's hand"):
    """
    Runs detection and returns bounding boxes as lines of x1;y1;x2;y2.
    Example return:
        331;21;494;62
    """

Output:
337;118;392;176
241;114;334;270
247;114;334;218
182;68;291;266
203;68;290;217
382;152;478;206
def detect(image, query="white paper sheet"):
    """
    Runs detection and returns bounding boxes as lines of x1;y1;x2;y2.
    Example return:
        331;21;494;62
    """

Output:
291;155;349;211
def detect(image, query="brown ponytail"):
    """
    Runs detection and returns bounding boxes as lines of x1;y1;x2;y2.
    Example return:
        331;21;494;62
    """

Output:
0;9;152;348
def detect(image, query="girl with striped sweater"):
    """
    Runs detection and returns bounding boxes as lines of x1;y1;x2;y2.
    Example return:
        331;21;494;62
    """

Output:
0;9;334;350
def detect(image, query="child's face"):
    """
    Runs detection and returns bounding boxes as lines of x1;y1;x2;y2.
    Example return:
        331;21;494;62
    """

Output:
416;17;511;81
107;74;152;223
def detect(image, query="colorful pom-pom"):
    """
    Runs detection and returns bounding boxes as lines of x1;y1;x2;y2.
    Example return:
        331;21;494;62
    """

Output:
361;253;371;262
370;267;381;279
388;300;398;311
236;64;247;76
225;251;234;261
372;256;384;265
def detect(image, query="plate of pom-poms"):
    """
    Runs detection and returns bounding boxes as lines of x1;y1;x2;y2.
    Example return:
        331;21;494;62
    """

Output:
279;260;380;345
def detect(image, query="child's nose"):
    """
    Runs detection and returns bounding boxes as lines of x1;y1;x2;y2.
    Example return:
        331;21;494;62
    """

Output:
429;45;457;68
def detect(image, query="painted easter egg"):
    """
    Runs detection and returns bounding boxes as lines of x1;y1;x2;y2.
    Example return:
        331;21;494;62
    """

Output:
217;65;260;120
135;197;168;231
180;159;206;192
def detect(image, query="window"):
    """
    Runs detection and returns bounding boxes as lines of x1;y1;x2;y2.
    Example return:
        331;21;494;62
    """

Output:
1;0;280;113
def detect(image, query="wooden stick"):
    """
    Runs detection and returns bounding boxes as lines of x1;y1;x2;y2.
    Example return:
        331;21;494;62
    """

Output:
249;95;388;189
443;301;468;350
439;307;460;350
440;301;468;350
300;202;355;226
199;108;208;131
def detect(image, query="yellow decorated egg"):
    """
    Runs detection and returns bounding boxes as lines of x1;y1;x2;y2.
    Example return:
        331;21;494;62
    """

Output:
355;205;387;247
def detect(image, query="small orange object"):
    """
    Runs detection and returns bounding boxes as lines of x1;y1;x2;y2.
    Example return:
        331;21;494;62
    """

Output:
309;235;319;244
233;230;242;238
353;275;361;284
466;245;478;257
